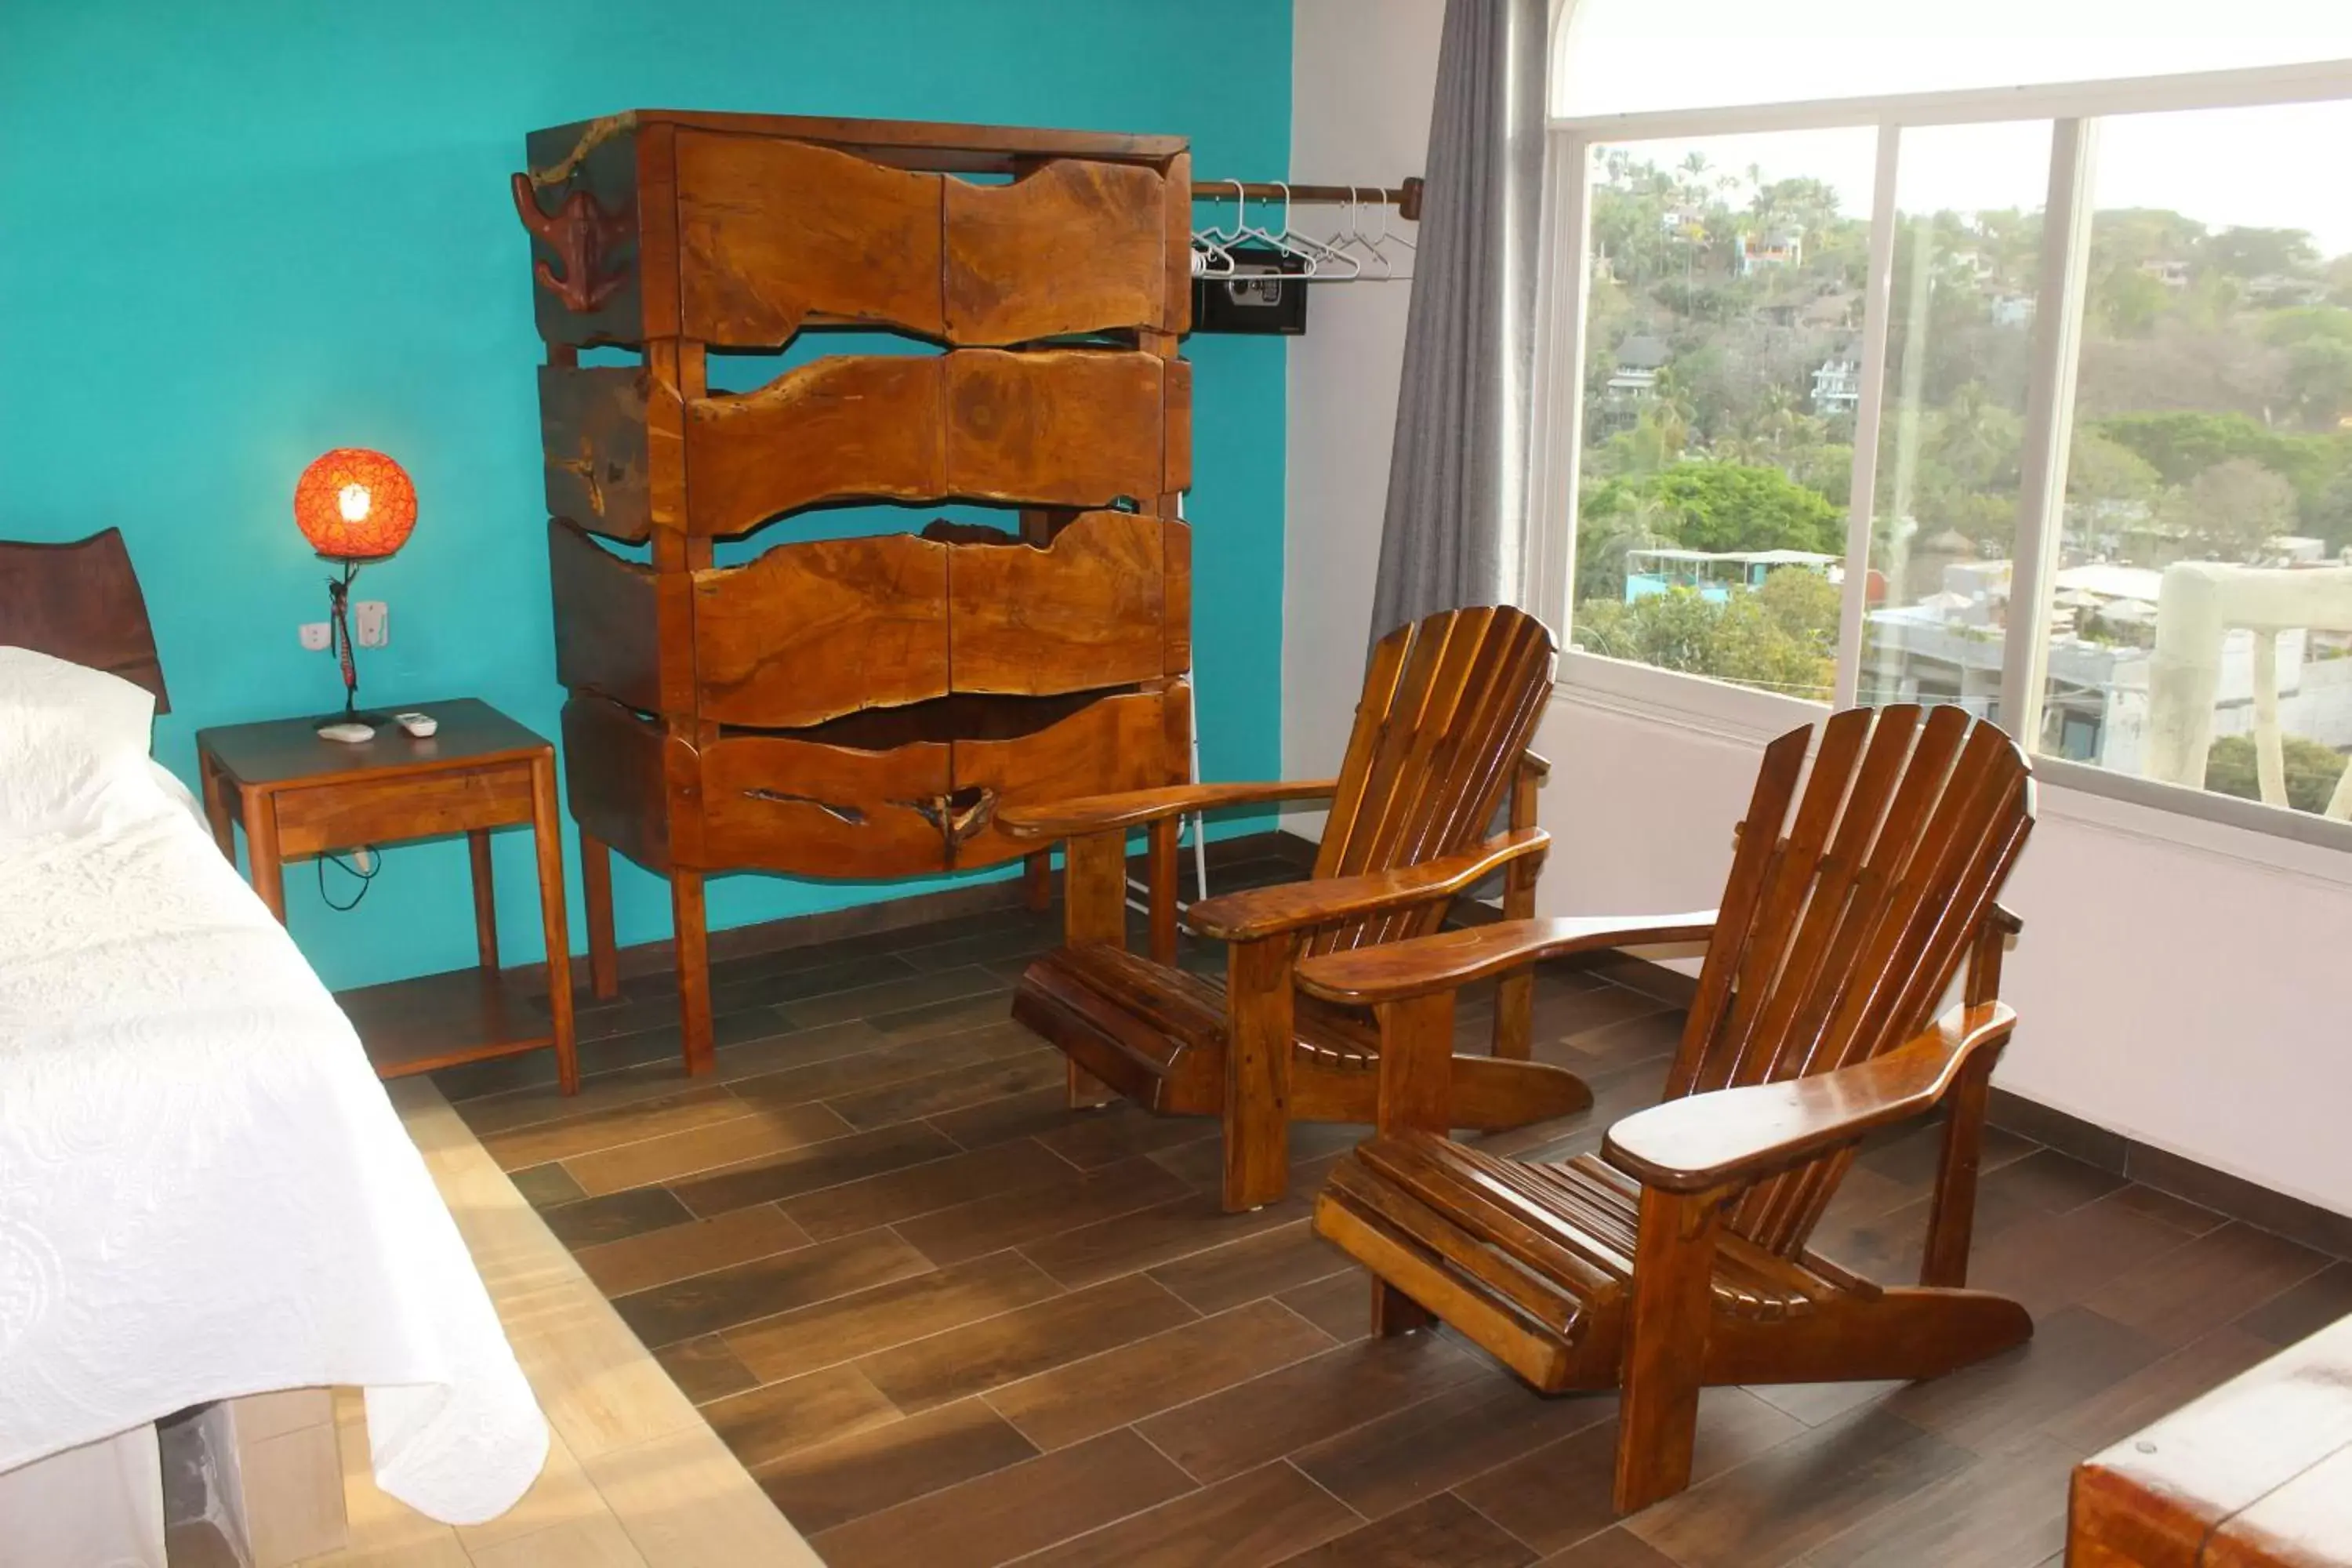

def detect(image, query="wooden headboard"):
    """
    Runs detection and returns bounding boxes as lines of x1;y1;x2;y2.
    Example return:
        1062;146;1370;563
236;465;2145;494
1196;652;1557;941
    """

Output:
0;529;169;712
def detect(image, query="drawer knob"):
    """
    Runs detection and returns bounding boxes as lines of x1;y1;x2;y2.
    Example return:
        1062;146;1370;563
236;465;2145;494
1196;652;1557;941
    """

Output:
897;787;998;852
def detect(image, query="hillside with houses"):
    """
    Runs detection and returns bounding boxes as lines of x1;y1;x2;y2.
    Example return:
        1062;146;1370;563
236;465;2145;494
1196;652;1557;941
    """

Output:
1571;144;2352;808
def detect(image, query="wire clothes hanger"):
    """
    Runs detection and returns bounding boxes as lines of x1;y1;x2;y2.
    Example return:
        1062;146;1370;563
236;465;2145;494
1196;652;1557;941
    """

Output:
1275;180;1360;280
1363;183;1415;280
1189;179;1247;278
1187;177;1417;282
1329;185;1380;280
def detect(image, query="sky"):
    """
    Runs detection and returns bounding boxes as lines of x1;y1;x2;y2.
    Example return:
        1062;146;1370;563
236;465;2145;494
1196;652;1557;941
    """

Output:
1559;0;2352;253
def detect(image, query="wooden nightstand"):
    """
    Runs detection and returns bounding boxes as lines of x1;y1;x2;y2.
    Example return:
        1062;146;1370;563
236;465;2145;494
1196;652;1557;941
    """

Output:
195;699;579;1094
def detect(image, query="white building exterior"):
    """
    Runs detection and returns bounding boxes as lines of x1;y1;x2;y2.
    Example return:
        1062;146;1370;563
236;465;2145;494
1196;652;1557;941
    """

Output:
1864;559;2352;775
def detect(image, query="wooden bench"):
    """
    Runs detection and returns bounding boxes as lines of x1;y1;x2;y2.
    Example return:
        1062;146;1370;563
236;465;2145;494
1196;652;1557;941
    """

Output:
2070;1313;2352;1566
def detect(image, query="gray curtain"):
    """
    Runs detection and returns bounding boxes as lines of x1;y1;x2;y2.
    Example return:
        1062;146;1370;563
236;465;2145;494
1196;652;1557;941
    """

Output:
1368;0;1550;644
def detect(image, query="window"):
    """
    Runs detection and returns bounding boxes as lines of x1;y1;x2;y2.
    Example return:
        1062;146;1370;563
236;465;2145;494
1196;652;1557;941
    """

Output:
2038;100;2352;818
1860;122;2051;720
1539;19;2352;840
1570;129;1874;702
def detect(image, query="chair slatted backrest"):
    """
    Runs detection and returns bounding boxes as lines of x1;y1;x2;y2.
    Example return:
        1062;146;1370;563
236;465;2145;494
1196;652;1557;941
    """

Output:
1663;704;2035;1256
1307;606;1558;958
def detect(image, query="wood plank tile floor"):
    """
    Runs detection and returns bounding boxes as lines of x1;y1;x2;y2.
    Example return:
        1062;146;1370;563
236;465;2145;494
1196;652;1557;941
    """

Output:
293;1077;822;1567
430;854;2352;1567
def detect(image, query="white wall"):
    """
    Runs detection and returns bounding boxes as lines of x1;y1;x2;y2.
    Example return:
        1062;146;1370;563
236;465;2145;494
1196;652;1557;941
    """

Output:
1283;0;1447;811
1534;683;2352;1218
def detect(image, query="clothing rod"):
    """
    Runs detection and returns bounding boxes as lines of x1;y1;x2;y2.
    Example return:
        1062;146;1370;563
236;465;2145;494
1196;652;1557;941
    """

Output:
1191;177;1425;222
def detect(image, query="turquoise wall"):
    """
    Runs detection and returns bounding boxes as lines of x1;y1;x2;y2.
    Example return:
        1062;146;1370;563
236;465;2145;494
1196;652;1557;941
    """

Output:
0;2;1290;991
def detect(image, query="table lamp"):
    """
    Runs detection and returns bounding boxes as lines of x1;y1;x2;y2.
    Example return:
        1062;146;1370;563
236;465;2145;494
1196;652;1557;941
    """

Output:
293;447;416;739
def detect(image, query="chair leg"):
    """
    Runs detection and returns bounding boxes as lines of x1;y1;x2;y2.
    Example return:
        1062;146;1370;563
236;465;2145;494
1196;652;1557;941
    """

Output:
1061;831;1131;1109
1494;763;1546;1061
1067;1059;1117;1109
1614;1185;1725;1515
1370;1277;1436;1337
1921;1048;2000;1288
1222;935;1297;1212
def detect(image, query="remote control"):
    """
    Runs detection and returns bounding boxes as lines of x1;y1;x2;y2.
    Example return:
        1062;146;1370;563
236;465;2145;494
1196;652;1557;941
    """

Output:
318;721;375;744
394;711;438;738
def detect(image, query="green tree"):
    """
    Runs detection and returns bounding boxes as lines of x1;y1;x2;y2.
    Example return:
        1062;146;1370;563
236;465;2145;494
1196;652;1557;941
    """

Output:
2284;337;2352;431
2261;308;2352;430
1642;460;1845;554
2328;254;2352;308
1588;397;1691;481
2090;208;2207;270
1570;569;1837;699
2096;412;2335;491
2205;733;2349;815
2067;429;2163;508
2261;306;2352;350
1755;565;1843;656
2305;467;2352;554
1573;590;1718;673
1788;441;1857;509
1573;490;1665;606
2085;206;2204;336
2168;457;2300;561
1926;383;2024;491
2092;264;2171;338
2200;226;2320;281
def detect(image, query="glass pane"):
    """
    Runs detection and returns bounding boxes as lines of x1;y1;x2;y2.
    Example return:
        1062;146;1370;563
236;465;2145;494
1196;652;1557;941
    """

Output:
1555;0;2352;120
2039;99;2352;822
1860;122;2054;720
1569;129;1876;702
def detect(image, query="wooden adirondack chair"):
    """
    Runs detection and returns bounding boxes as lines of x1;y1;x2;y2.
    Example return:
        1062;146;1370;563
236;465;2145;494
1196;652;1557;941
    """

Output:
1002;605;1592;1213
1298;704;2035;1514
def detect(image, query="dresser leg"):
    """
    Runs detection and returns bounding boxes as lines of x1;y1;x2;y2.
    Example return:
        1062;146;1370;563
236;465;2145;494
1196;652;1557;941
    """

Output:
466;829;500;972
579;831;621;1002
672;870;714;1075
529;756;579;1096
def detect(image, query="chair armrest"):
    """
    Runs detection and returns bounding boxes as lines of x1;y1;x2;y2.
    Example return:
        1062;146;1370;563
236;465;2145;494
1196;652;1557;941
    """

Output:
1184;828;1550;944
1602;1002;2018;1194
996;778;1338;841
1294;910;1719;1006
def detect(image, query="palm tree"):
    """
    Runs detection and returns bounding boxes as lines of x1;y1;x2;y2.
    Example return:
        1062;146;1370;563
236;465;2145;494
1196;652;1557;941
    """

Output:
1577;496;1668;605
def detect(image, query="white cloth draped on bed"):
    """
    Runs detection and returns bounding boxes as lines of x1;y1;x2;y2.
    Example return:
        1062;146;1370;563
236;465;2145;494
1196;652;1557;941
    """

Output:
0;652;546;1526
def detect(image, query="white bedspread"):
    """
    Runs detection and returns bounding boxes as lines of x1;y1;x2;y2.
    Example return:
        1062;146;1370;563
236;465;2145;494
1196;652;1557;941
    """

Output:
0;778;546;1524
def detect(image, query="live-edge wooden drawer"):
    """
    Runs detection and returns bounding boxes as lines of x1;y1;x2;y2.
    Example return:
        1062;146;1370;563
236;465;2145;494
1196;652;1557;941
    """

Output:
270;765;535;857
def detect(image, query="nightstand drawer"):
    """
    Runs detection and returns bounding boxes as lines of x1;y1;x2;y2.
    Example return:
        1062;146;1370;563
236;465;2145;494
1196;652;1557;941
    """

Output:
272;764;535;856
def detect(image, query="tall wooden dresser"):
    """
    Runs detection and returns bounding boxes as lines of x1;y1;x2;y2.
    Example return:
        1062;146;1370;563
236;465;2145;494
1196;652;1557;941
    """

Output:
514;112;1194;1071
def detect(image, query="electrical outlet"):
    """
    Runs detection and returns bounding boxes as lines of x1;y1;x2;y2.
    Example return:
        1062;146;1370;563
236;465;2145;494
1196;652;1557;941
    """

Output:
353;601;389;648
299;621;332;652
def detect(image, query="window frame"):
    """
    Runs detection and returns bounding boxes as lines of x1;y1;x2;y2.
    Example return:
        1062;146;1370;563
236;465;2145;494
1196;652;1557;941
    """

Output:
1527;49;2352;857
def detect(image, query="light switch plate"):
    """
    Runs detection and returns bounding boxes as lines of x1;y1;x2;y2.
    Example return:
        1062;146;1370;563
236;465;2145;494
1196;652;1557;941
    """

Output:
353;601;389;648
299;621;332;652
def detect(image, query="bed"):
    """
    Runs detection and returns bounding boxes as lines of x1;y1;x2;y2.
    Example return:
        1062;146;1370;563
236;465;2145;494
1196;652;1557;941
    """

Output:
0;532;546;1564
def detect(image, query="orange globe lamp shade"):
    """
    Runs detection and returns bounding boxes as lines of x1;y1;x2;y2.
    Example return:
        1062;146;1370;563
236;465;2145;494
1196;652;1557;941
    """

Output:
292;448;416;561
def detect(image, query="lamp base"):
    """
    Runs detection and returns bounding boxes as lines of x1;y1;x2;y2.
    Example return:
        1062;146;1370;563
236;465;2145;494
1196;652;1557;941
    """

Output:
315;710;394;742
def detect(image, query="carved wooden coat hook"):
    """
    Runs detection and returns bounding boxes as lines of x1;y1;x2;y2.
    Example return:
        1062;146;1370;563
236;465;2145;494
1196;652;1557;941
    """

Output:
510;173;629;314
